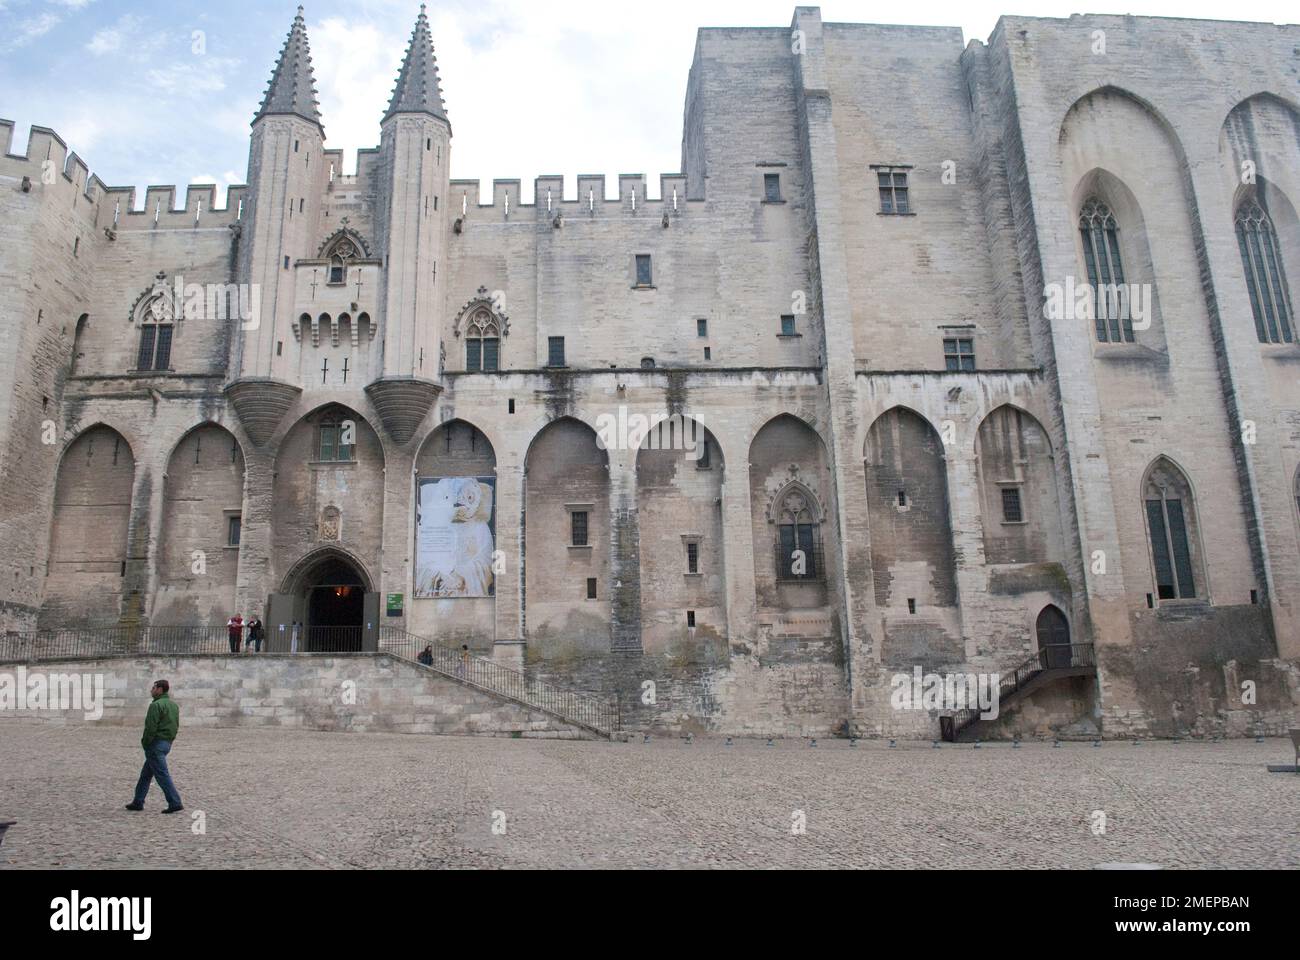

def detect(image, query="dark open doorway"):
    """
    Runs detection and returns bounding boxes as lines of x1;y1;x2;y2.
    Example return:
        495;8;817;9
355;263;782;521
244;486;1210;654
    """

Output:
303;555;365;651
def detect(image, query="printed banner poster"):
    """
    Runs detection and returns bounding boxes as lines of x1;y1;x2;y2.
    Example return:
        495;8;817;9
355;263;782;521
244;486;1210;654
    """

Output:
415;477;496;598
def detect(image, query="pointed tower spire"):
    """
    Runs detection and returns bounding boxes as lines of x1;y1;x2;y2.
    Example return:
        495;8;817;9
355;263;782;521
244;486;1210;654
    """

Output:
254;6;324;133
385;4;448;124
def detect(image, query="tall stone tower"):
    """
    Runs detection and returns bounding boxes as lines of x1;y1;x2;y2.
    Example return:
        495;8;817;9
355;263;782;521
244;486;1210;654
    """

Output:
366;4;449;445
226;5;326;444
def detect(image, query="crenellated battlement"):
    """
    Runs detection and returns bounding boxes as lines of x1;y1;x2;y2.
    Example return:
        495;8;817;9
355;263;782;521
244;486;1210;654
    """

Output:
1;121;100;202
448;173;699;221
1;120;247;232
93;183;249;233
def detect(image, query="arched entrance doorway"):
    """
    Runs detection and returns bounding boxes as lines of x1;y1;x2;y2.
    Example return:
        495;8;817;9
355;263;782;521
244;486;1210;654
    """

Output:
267;549;379;652
1036;605;1071;669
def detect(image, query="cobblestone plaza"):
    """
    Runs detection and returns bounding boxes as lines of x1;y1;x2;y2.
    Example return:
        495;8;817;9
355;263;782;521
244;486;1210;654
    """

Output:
1;723;1295;869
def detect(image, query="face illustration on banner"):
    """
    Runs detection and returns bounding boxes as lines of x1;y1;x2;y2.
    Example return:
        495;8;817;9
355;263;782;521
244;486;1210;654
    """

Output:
415;477;495;598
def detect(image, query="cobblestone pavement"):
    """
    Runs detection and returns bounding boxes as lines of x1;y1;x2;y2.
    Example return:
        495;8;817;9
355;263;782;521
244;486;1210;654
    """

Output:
1;722;1296;869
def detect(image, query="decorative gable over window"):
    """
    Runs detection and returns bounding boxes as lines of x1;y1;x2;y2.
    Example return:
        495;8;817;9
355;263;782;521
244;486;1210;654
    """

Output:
454;286;511;372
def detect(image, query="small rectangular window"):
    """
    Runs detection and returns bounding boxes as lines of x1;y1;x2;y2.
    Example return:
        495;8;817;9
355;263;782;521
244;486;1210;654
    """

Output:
943;337;975;371
780;315;796;336
508;398;515;414
697;318;708;338
687;610;696;627
283;256;290;269
897;490;907;507
227;516;242;547
547;336;566;367
703;347;711;360
686;541;699;574
586;577;597;599
878;169;909;214
635;254;653;287
571;511;589;547
907;598;917;614
1001;487;1023;523
764;173;781;202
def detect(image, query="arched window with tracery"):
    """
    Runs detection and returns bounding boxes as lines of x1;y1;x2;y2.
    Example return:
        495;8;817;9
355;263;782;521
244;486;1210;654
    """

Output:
465;309;500;372
135;297;174;371
322;235;360;286
774;485;822;581
1235;199;1294;344
1078;197;1133;344
1143;458;1200;602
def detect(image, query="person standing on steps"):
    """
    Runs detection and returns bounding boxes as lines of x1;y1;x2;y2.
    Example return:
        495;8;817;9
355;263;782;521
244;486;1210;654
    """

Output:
457;643;470;679
418;645;434;667
226;614;243;653
245;615;264;654
124;679;183;814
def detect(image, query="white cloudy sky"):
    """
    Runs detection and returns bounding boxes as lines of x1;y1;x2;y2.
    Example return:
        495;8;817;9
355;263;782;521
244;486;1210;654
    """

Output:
0;0;1295;206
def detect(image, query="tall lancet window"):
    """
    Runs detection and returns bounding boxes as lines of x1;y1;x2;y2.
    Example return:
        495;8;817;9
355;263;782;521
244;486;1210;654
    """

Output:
1078;198;1134;344
1235;199;1294;344
1144;458;1199;602
465;310;500;372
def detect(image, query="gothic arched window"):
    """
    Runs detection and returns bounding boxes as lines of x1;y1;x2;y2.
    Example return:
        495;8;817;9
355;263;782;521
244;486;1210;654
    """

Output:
136;321;173;371
1235;199;1294;344
322;235;360;286
1144;458;1199;601
774;485;822;581
1079;198;1134;344
465;309;500;372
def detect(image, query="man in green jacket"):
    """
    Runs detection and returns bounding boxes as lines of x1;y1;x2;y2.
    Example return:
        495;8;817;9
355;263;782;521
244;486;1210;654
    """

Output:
124;679;183;814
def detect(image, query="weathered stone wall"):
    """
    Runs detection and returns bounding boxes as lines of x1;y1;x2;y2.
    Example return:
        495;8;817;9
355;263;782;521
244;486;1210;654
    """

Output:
42;425;135;626
3;10;1299;741
154;424;245;625
0;654;597;739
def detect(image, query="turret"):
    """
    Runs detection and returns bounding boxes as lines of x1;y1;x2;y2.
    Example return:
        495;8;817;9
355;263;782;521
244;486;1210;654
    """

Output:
226;5;327;444
365;4;449;445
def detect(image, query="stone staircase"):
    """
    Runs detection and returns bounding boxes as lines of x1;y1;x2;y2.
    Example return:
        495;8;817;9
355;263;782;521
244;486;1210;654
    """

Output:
939;643;1097;742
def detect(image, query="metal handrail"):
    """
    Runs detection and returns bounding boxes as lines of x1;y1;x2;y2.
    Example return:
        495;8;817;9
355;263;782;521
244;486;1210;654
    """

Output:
943;643;1096;741
0;623;619;737
379;627;618;736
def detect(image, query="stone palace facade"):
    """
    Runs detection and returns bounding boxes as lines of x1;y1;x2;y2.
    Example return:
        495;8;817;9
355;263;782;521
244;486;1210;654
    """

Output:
2;6;1298;737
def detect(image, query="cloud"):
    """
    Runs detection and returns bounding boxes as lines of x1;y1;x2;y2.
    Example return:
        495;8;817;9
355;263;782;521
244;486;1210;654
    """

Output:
86;14;142;55
4;12;61;50
146;56;241;95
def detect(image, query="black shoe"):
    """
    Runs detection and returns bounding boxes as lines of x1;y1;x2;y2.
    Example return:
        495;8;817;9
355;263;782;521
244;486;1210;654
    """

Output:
124;803;144;811
161;805;184;814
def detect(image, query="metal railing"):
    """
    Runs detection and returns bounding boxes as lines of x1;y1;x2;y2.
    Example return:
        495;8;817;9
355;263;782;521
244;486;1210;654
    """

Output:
0;625;232;661
378;627;618;736
0;623;620;737
940;643;1096;742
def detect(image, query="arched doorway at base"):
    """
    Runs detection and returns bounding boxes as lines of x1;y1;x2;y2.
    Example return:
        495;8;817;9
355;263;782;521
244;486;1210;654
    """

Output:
1036;605;1071;669
267;549;379;652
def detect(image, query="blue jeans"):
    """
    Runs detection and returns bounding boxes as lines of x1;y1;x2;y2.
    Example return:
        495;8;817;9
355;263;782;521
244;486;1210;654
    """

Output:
133;740;182;808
